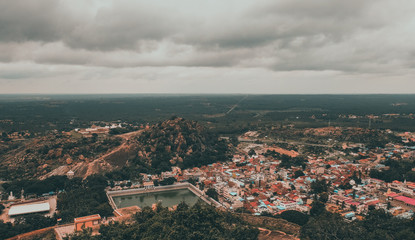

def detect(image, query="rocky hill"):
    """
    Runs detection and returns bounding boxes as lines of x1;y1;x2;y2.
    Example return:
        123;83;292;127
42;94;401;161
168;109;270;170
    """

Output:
0;117;230;180
131;117;230;173
0;132;124;180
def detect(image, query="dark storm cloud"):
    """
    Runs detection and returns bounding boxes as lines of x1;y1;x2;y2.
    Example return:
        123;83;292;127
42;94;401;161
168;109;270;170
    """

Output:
0;0;415;94
0;0;72;42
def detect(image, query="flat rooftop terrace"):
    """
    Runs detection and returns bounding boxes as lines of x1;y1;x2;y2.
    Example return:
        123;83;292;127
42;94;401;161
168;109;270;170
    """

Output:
9;201;50;216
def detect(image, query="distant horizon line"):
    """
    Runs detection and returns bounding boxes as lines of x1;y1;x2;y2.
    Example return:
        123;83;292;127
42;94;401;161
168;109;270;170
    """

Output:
1;93;415;96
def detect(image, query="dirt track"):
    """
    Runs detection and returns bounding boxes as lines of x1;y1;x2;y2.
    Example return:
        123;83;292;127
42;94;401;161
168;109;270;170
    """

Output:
40;130;144;179
84;129;144;177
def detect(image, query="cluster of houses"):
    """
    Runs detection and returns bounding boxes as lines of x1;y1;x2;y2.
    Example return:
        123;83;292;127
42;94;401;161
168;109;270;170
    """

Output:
116;130;415;221
5;128;415;239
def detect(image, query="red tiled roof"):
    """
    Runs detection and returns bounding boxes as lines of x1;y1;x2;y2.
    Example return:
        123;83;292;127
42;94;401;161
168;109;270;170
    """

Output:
386;192;399;197
74;214;101;223
395;196;415;206
250;202;258;207
367;200;379;205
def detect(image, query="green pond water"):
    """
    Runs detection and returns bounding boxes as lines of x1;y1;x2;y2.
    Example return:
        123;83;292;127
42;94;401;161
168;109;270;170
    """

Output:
112;188;201;209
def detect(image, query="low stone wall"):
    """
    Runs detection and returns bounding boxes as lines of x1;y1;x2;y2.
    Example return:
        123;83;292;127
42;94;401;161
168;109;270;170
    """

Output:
187;184;223;208
6;226;56;240
108;183;190;196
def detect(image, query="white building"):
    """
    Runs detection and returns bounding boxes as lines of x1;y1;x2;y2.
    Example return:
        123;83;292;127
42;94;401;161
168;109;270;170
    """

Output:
8;201;50;217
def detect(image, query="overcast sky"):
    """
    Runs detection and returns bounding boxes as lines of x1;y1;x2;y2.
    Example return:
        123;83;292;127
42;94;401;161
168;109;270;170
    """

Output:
1;0;415;94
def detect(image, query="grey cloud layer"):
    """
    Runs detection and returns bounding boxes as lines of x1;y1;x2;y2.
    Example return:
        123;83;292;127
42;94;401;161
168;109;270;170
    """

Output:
0;0;415;94
1;0;413;70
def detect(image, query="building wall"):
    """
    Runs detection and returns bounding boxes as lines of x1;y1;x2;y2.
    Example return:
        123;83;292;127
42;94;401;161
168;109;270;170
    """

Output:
391;200;415;212
76;221;97;231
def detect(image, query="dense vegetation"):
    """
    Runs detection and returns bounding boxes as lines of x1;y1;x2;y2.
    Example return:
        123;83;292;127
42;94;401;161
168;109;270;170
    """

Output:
260;210;309;226
1;94;415;135
130;117;230;173
0;117;230;182
57;175;113;222
301;209;415;240
206;188;219;201
268;126;402;148
280;210;309;226
2;175;112;223
0;133;122;180
2;175;69;199
66;202;259;240
264;150;306;169
370;159;415;182
104;118;231;180
0;214;56;240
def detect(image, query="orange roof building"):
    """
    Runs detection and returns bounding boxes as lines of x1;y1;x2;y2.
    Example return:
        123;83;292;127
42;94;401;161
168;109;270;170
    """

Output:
266;147;299;158
74;214;101;231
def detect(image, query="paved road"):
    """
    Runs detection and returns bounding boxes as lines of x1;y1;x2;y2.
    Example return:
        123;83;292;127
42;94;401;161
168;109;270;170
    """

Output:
226;95;248;115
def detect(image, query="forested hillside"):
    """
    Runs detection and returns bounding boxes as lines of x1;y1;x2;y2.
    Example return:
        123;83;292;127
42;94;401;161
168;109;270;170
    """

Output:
0;117;230;180
134;117;230;172
0;133;122;180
